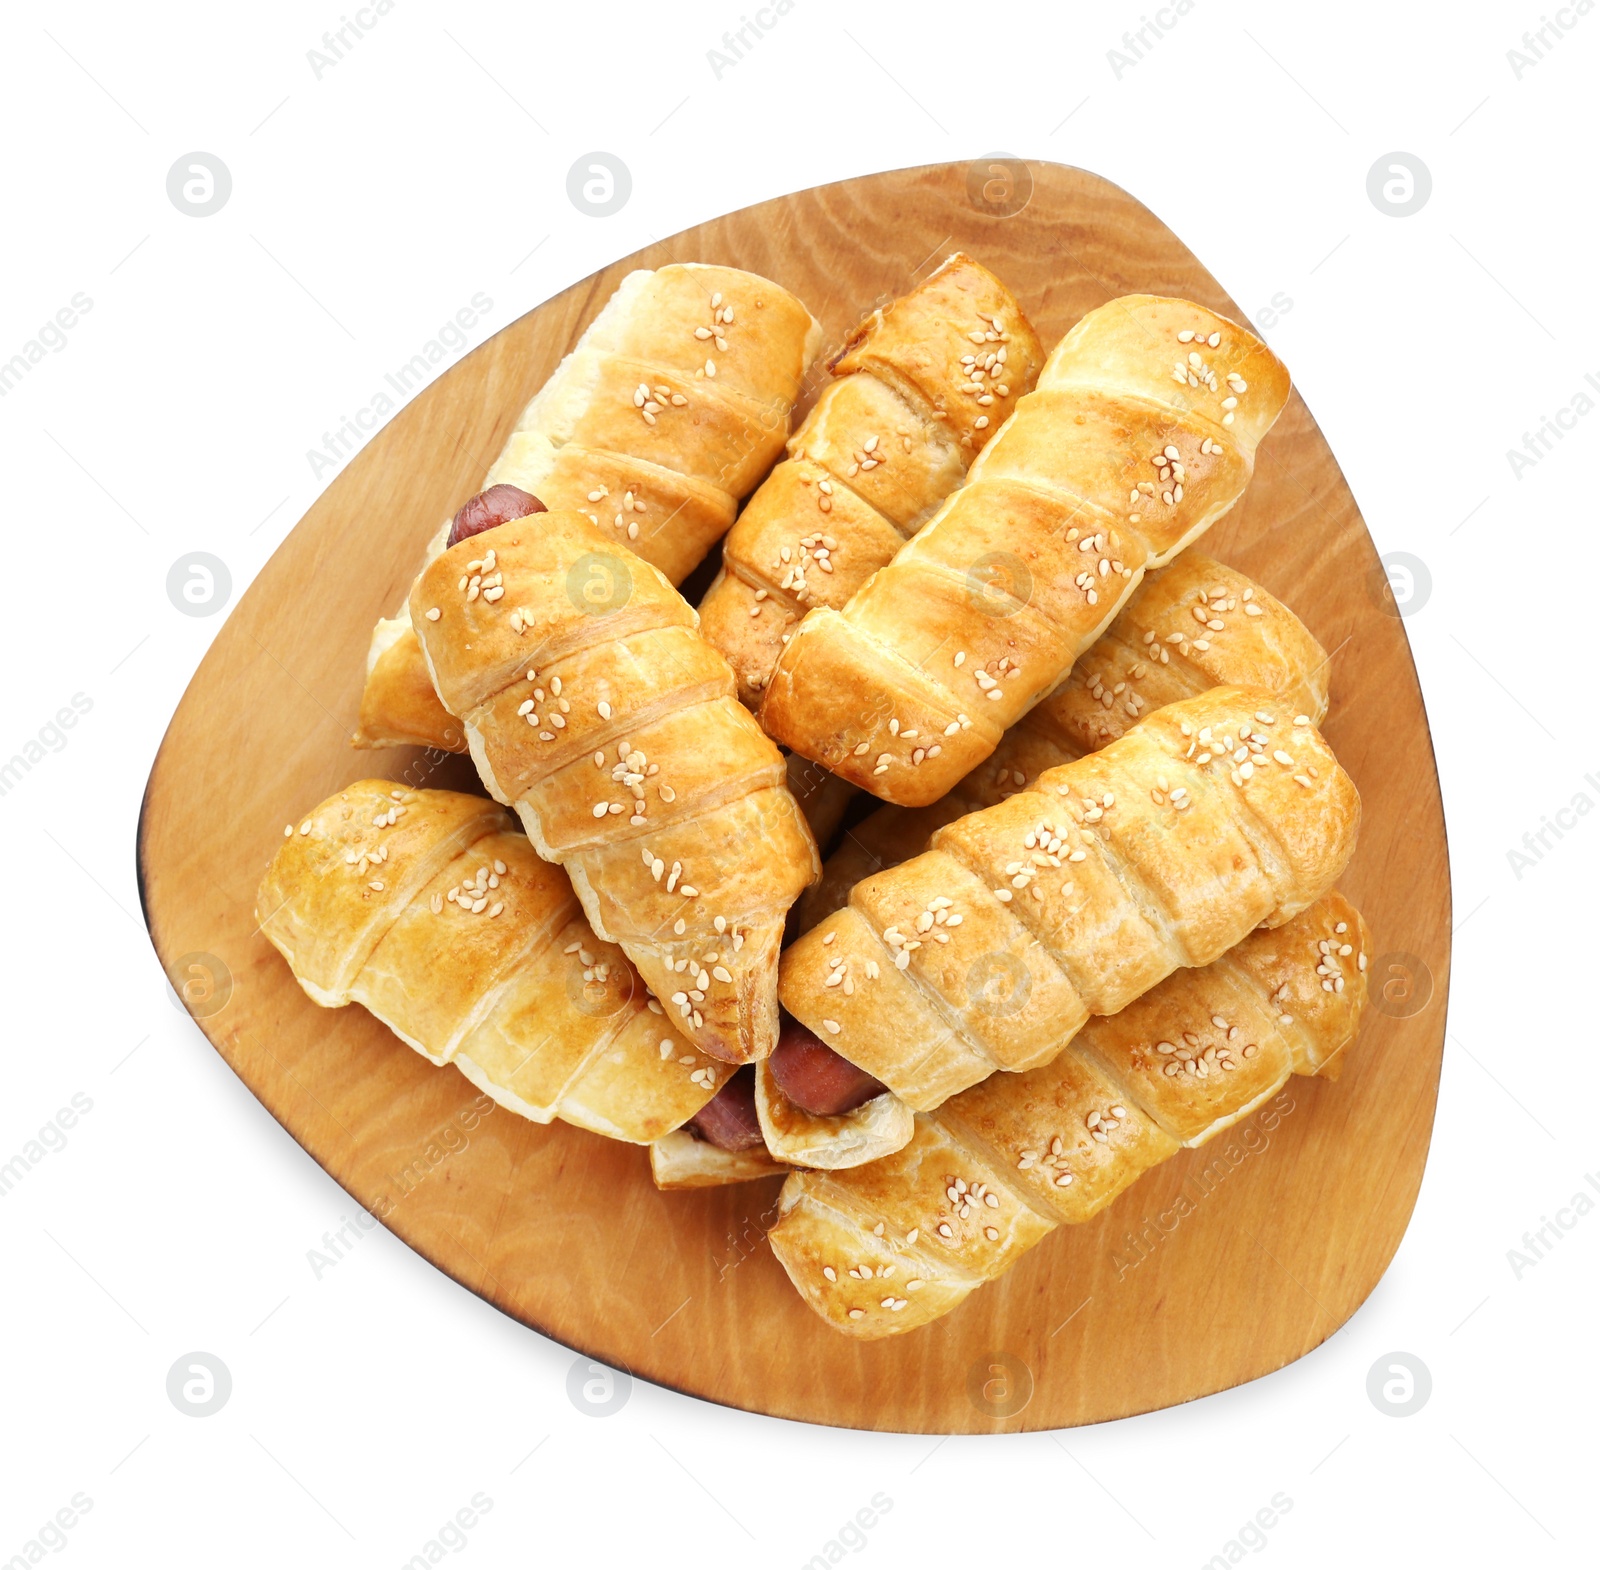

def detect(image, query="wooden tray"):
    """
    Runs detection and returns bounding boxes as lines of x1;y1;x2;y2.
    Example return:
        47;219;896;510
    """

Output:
138;160;1450;1434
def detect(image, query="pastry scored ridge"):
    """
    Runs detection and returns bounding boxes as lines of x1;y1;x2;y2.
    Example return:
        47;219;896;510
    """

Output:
798;553;1331;932
410;510;820;1064
768;891;1370;1336
257;781;735;1143
697;252;1045;706
356;263;822;750
778;686;1359;1111
759;295;1292;807
650;560;1337;1184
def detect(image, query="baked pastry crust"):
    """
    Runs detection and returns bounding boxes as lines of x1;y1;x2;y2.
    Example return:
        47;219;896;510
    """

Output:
698;253;1044;706
648;1129;789;1189
354;263;821;750
769;893;1370;1336
258;781;734;1143
410;512;819;1063
754;1063;915;1169
795;555;1331;933
759;296;1291;806
777;687;1359;1110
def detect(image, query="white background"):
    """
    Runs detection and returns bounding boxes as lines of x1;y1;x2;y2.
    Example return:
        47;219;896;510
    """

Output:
1;0;1594;1565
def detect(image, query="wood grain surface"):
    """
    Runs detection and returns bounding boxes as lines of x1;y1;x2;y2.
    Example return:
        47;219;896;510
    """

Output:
137;160;1450;1434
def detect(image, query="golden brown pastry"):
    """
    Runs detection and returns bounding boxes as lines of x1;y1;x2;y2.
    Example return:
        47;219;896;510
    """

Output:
355;264;822;750
697;253;1045;705
257;781;735;1142
768;892;1369;1336
753;1060;913;1169
779;686;1359;1111
759;296;1292;806
648;1130;789;1188
798;554;1330;930
409;509;820;1064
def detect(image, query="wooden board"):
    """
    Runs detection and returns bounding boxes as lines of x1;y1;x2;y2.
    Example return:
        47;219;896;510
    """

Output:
138;160;1450;1434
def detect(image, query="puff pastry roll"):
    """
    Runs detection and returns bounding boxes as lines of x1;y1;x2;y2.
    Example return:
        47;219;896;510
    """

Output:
257;781;735;1143
410;509;820;1063
649;1129;790;1188
798;555;1330;931
356;263;821;750
753;1060;914;1170
697;253;1044;705
779;687;1358;1112
769;892;1370;1336
760;296;1291;806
